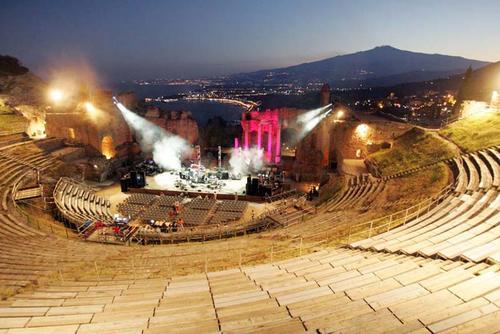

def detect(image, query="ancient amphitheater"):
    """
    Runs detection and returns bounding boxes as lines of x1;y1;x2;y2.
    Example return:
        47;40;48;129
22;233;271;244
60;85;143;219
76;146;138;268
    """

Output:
0;129;498;334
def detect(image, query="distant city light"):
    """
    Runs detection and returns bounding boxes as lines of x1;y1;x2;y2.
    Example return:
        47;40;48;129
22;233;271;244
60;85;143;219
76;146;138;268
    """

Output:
48;89;63;103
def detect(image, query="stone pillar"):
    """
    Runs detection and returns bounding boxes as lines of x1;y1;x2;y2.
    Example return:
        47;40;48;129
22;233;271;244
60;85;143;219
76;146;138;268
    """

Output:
275;124;281;164
267;126;273;161
244;123;249;149
257;124;262;150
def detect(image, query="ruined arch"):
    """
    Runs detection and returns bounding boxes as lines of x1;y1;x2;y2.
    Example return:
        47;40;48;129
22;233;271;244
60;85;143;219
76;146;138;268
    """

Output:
67;128;76;140
101;135;117;159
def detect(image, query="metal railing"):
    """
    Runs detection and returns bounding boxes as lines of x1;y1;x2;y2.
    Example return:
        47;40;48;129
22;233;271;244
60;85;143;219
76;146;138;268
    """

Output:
345;183;454;244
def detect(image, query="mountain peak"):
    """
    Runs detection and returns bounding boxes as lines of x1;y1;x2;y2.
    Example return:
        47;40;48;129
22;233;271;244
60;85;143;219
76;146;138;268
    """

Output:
231;47;489;88
372;45;398;50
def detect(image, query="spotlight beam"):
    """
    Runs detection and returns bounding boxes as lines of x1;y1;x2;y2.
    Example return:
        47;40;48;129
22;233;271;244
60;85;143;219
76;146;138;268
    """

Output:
298;106;332;139
297;104;332;124
304;108;332;131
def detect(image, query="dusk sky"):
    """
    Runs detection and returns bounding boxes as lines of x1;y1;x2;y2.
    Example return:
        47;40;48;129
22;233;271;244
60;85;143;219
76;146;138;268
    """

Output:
1;0;499;82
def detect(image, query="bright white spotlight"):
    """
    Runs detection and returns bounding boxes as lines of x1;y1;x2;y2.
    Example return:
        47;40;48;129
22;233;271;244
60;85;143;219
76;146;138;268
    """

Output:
85;101;96;113
356;123;369;140
492;91;499;108
49;89;63;103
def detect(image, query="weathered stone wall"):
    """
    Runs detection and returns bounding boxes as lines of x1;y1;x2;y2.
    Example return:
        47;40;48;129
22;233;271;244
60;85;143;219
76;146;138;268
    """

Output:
45;102;131;159
164;112;199;144
145;109;199;145
293;115;410;181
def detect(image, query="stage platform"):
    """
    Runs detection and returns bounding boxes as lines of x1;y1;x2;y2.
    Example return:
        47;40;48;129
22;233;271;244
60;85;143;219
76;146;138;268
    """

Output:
146;172;248;195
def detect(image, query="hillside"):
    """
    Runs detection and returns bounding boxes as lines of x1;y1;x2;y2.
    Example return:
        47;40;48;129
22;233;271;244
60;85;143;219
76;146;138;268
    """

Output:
231;46;488;87
367;127;457;176
455;61;500;107
0;55;47;134
440;112;500;152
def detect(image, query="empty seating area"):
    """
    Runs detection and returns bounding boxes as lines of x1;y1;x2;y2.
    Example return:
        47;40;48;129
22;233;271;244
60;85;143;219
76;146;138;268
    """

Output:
155;194;180;207
2;139;500;332
117;193;170;219
217;200;248;213
124;193;157;205
209;200;248;225
326;175;385;212
54;178;113;229
117;193;249;228
187;197;217;210
0;141;125;294
0;132;30;148
177;207;209;225
351;148;500;264
1;247;498;333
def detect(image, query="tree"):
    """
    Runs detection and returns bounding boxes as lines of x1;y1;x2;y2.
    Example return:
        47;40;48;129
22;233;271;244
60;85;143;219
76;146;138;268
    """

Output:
0;55;29;76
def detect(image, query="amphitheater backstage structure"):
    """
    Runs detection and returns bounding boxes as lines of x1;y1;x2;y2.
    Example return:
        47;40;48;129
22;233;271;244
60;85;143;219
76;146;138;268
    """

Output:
0;130;499;334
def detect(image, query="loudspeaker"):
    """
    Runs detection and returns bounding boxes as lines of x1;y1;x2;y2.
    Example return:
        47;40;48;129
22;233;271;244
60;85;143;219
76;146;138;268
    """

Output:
251;178;259;195
128;171;146;188
120;177;129;192
135;171;146;187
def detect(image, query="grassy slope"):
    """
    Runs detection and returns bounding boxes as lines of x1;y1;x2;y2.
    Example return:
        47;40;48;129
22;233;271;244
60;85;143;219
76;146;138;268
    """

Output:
440;111;500;152
369;127;456;176
0;114;27;132
383;163;450;203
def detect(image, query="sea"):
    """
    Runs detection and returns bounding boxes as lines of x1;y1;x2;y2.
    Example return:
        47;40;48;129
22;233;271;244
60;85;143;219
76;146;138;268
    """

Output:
111;82;245;125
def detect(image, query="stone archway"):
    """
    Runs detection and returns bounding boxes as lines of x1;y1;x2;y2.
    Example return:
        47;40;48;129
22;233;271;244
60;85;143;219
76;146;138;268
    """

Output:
101;135;117;159
67;128;75;140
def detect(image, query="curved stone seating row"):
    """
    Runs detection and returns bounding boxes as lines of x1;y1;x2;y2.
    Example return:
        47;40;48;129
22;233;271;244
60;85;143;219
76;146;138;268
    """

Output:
54;178;113;229
452;148;500;194
1;140;499;332
0;142;122;292
0;132;30;148
350;149;500;263
1;247;498;333
326;177;385;212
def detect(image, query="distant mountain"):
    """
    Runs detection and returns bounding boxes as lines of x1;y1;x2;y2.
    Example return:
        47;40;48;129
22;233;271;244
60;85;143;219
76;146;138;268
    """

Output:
230;46;489;88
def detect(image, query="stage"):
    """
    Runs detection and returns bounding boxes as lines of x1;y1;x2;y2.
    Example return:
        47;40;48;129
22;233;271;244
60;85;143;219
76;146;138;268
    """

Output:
145;171;248;195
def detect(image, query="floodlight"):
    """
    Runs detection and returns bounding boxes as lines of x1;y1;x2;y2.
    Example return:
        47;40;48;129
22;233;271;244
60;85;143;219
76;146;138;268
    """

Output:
49;89;63;103
356;124;369;139
85;101;96;113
